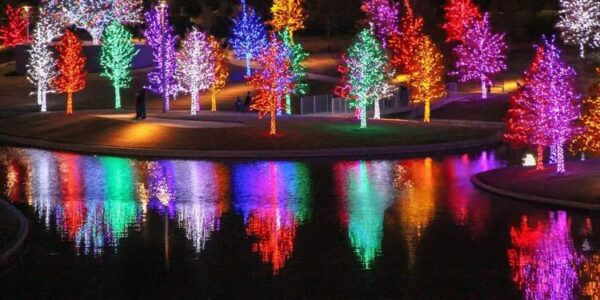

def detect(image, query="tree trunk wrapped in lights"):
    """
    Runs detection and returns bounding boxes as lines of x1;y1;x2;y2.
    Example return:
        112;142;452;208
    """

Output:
279;29;308;115
207;35;229;112
27;19;58;112
53;30;87;115
0;5;28;48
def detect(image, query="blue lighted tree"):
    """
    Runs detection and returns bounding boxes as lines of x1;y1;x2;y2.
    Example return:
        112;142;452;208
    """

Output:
230;0;268;76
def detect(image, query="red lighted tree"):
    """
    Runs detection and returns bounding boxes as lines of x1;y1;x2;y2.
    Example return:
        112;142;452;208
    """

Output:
388;0;425;75
442;0;482;43
334;53;354;100
54;30;87;115
0;5;28;47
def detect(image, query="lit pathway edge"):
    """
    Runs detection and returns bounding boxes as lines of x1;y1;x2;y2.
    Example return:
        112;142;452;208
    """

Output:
0;132;501;160
471;174;600;211
0;199;29;269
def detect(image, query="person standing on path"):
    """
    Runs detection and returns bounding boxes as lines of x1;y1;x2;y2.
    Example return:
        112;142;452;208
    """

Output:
135;89;147;120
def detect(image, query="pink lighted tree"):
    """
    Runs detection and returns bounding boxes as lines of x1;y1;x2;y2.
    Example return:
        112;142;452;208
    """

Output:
361;0;399;47
453;14;507;99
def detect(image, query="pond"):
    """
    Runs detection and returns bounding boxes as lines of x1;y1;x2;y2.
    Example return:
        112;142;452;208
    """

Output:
0;147;596;299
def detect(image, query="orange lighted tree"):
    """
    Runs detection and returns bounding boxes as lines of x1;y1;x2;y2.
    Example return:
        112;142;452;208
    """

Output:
408;36;447;123
388;0;425;75
54;30;87;115
270;0;305;38
571;70;600;155
248;36;295;135
208;35;229;112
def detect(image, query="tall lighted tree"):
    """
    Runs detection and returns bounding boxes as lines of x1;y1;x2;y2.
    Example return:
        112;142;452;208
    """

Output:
144;5;178;113
556;0;600;58
208;35;229;112
37;7;62;43
100;22;138;110
361;0;399;47
27;20;58;112
442;0;482;43
279;30;308;115
53;30;87;115
409;36;447;123
571;96;600;156
176;28;215;116
271;0;305;39
230;0;268;76
248;35;295;135
453;14;507;99
346;29;388;128
0;5;28;47
388;0;425;75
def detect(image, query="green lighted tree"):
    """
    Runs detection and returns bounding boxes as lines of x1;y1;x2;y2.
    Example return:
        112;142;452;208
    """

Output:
279;29;308;115
100;21;139;109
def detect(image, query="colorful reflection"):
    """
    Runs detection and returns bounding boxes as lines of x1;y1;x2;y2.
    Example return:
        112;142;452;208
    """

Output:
335;161;394;269
232;162;311;274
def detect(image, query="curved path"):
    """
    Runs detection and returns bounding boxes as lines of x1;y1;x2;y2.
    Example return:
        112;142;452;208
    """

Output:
0;199;29;272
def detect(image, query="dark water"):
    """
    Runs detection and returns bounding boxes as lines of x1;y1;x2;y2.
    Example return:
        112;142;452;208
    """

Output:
0;147;597;299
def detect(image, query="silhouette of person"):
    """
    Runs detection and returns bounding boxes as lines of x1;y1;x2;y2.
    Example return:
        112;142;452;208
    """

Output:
135;89;147;120
244;91;252;112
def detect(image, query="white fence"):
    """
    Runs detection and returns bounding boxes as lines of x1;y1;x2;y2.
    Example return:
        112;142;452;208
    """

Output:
299;90;409;115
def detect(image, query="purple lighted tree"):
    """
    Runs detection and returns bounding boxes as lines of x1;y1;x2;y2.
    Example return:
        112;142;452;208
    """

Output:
144;4;178;113
453;14;507;99
360;0;399;47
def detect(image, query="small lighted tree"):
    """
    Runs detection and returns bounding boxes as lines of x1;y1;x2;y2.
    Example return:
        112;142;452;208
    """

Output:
176;28;215;116
453;14;507;99
442;0;482;43
0;5;28;47
144;4;178;113
279;29;308;115
570;95;600;156
388;0;425;75
53;30;87;115
230;0;268;76
346;29;388;129
271;0;305;39
408;36;447;123
100;22;139;110
361;0;399;46
27;20;58;112
248;35;295;135
208;35;229;112
556;0;600;58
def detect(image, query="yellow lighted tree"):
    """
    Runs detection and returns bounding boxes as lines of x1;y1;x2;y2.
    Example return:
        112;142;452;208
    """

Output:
271;0;305;38
571;93;600;155
408;36;447;123
208;35;229;112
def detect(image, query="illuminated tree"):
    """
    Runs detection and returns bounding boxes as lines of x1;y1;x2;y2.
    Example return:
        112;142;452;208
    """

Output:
408;36;447;123
36;7;62;43
334;53;355;101
208;35;229;112
388;0;425;75
248;35;295;136
279;30;308;115
0;5;28;48
556;0;600;58
271;0;305;39
53;30;87;115
361;0;399;47
100;22;138;110
571;82;600;155
442;0;482;43
27;20;58;112
144;5;178;113
230;0;268;76
346;29;388;128
176;28;215;116
453;14;507;99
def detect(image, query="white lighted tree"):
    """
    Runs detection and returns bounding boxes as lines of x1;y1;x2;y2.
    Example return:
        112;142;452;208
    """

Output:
556;0;600;58
27;19;58;112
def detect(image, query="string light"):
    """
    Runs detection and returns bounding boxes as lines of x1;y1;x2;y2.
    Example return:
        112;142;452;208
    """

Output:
270;0;305;39
442;0;482;43
279;29;308;115
556;0;600;58
208;35;229;112
230;0;268;77
360;0;399;47
0;5;28;47
53;30;87;115
27;18;58;112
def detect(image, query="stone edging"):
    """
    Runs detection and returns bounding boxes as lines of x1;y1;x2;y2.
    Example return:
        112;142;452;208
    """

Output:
0;199;29;268
0;132;501;160
471;173;600;211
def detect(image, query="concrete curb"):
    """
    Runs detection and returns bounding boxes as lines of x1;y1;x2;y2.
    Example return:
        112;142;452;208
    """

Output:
471;173;600;211
0;199;28;268
0;131;502;160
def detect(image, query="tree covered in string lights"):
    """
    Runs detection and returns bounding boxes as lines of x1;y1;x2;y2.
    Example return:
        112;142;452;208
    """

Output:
53;30;87;115
334;53;354;101
570;69;600;156
0;5;28;48
27;19;58;112
271;0;305;39
144;4;178;113
249;35;295;136
176;28;215;116
345;29;388;128
453;14;507;99
442;0;482;43
208;35;229;112
100;22;139;110
37;6;62;43
230;0;268;77
388;0;425;75
360;0;399;47
408;36;447;123
556;0;600;58
279;29;308;115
